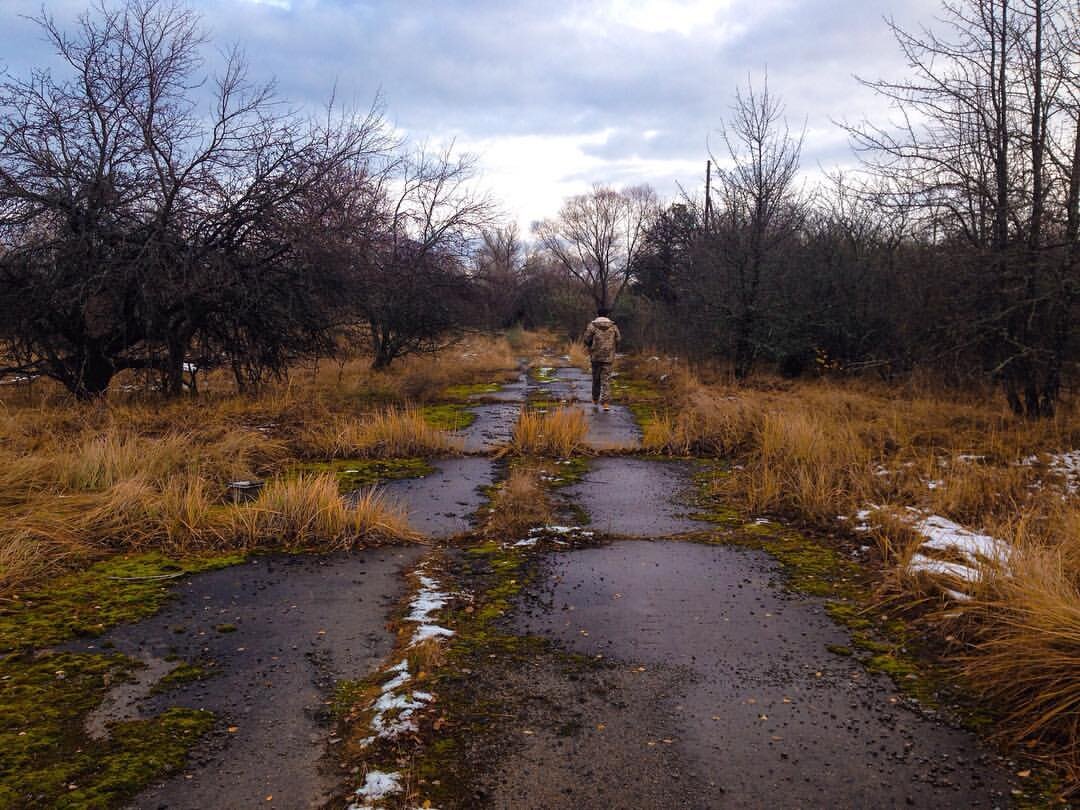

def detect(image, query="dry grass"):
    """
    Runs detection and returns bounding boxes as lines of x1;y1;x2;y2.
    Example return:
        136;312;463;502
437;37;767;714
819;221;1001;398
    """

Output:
233;474;415;549
668;364;1080;786
0;335;524;593
301;407;460;459
952;531;1080;787
566;340;590;370
508;408;588;457
482;466;552;539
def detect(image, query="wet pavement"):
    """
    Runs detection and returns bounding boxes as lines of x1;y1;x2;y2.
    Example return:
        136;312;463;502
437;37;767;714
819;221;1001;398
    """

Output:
382;457;497;538
472;372;529;403
455;403;521;453
568;458;707;535
33;361;1024;809
498;540;1015;809
66;548;425;810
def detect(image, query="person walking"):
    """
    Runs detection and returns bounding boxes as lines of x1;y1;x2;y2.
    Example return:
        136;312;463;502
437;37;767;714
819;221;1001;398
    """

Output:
582;307;621;411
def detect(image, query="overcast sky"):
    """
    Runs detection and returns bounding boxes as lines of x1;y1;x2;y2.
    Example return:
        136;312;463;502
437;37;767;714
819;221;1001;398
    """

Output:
0;0;943;229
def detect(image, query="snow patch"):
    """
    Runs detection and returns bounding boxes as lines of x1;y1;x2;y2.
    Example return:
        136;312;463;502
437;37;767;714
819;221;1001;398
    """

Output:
914;514;1010;566
411;624;455;644
348;770;402;808
407;575;448;623
906;513;1011;601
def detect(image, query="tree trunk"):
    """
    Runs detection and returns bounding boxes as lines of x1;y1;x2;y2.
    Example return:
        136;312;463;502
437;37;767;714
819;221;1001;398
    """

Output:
72;345;115;400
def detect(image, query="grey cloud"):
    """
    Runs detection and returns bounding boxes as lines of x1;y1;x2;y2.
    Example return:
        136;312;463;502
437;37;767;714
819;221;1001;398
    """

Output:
1;0;948;215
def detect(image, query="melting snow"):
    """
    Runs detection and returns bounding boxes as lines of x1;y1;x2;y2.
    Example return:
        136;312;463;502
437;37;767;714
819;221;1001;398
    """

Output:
352;561;454;768
906;514;1011;601
407;575;449;623
349;770;402;807
914;514;1010;566
411;624;455;644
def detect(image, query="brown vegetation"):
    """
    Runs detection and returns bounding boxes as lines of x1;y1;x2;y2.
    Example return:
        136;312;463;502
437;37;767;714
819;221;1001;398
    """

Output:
645;359;1080;787
482;467;553;539
508;408;588;457
0;336;517;594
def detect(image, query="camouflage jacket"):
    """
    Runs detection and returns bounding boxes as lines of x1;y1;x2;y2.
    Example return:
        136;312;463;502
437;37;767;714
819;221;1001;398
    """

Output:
583;317;620;363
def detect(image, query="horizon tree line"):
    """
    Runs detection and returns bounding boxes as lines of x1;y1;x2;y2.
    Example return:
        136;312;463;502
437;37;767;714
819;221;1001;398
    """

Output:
1;0;1077;418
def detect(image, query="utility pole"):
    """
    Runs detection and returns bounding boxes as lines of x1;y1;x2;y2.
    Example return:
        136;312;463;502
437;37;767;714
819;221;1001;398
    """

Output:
704;159;713;235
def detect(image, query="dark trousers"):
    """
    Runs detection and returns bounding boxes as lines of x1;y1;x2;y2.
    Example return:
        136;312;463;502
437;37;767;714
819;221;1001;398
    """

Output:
591;362;613;404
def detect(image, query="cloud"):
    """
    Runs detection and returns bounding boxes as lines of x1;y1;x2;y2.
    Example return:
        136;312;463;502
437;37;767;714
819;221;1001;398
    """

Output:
0;0;945;228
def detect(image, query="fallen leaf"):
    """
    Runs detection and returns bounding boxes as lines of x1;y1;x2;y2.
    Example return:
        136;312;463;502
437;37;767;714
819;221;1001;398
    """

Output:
1017;770;1031;778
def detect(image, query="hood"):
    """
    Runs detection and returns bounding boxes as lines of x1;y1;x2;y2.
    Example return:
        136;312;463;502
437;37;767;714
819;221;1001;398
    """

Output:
592;317;615;330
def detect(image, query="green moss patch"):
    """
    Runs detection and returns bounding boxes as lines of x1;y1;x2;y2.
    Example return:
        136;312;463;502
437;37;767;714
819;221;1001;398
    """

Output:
422;403;476;431
541;457;589;487
151;662;212;694
442;382;502;399
0;553;245;652
612;375;667;430
289;457;433;492
0;651;213;809
530;366;558;383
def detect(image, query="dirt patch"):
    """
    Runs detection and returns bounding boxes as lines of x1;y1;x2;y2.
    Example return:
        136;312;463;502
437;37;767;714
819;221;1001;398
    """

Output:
64;548;424;810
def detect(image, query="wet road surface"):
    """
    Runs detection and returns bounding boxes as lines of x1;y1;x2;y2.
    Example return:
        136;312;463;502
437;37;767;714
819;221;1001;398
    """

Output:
67;548;424;810
568;457;708;535
498;541;1014;809
381;457;497;537
455;404;521;453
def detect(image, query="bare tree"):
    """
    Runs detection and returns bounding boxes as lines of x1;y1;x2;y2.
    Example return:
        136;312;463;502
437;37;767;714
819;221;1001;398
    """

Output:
0;0;391;397
534;184;657;310
849;0;1079;416
472;224;527;328
357;144;495;369
707;75;807;378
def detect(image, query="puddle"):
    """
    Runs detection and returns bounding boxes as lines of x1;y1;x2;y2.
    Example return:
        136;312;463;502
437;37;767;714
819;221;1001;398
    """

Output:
567;457;707;535
474;372;528;403
70;548;425;810
536;365;590;402
573;403;641;451
381;457;496;538
455;403;520;452
507;540;1013;808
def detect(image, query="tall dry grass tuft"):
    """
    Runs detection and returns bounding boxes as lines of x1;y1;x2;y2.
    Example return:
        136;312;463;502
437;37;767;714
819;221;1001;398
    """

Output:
509;408;587;457
566;340;590;370
483;467;552;539
301;407;460;459
641;373;759;456
740;408;874;521
955;535;1080;784
236;474;416;548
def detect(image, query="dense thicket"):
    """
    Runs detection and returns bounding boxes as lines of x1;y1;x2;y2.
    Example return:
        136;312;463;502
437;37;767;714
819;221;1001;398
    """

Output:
0;1;488;397
618;0;1080;416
